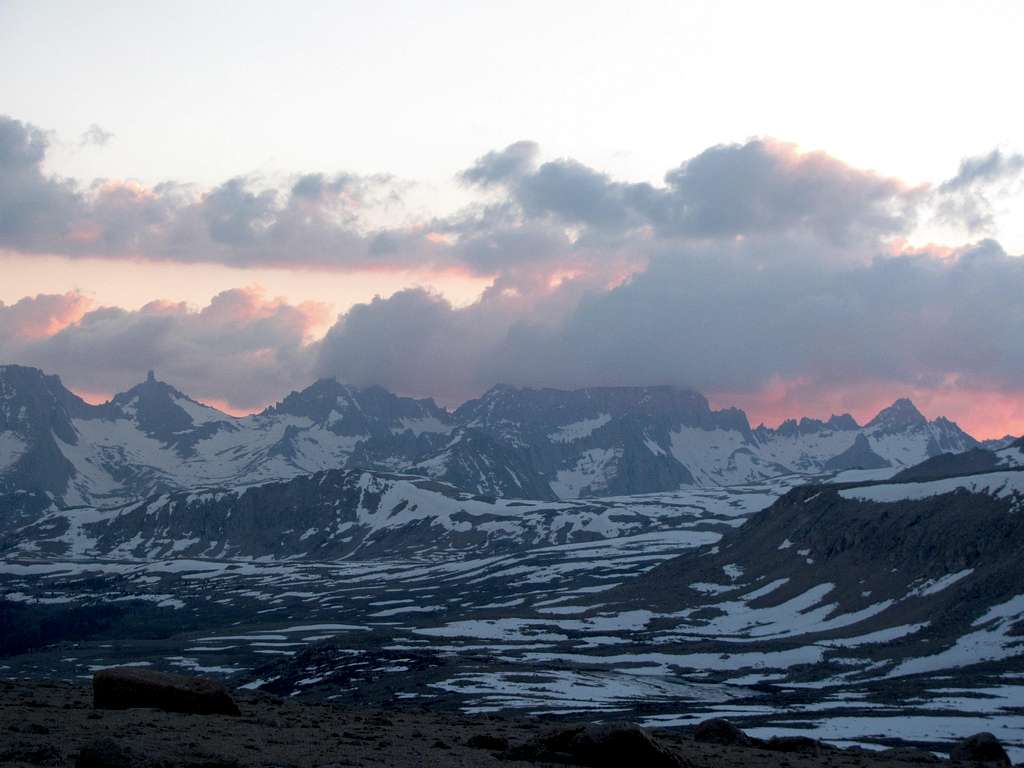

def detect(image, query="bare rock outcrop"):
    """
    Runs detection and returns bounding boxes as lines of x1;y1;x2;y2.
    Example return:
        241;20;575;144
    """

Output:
93;668;240;716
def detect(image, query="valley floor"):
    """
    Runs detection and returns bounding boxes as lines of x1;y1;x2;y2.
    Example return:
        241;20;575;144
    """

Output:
4;482;1024;761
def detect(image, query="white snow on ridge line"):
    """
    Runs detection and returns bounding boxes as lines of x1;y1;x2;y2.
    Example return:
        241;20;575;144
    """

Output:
547;414;612;444
910;569;973;598
173;395;228;426
394;416;452;436
838;471;1024;506
827;468;899;484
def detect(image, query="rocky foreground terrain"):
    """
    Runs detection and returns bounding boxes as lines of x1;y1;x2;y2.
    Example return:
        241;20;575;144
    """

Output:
0;675;1017;768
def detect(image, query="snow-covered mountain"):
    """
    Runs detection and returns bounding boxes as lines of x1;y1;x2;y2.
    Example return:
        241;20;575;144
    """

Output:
0;365;982;506
456;386;978;494
0;366;458;506
752;398;978;476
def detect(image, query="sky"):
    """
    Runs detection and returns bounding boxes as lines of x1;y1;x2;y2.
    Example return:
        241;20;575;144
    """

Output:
1;1;1023;437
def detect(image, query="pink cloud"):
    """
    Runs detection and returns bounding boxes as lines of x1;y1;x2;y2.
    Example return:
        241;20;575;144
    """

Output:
0;291;93;340
0;287;330;410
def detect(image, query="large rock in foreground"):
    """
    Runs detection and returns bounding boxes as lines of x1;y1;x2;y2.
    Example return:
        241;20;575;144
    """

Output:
949;732;1010;766
506;723;688;767
693;718;756;747
93;668;240;716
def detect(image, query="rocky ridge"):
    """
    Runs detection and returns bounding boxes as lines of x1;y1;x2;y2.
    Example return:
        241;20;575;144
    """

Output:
0;365;983;508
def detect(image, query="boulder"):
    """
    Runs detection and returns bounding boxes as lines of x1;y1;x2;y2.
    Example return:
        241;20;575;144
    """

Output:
950;732;1010;766
93;668;240;716
506;723;688;767
692;718;754;747
764;735;827;756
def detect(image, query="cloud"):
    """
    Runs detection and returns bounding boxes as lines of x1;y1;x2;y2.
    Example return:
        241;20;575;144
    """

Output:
940;149;1024;193
1;288;327;409
0;114;952;282
653;140;920;244
314;237;1024;424
0;114;436;272
936;149;1024;232
4;113;1024;435
0;291;92;340
0;116;82;252
80;124;114;148
460;141;539;186
315;288;521;402
494;238;1024;395
463;138;922;247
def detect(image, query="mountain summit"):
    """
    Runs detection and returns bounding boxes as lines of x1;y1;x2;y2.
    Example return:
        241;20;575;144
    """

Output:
865;397;928;432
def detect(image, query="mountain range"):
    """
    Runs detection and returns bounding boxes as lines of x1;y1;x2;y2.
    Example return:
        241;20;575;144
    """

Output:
4;361;1024;753
0;364;991;508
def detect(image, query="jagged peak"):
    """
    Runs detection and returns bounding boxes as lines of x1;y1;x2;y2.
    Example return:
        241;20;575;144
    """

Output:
113;372;193;405
768;412;859;437
775;418;800;437
0;363;47;378
866;397;927;431
0;364;99;418
827;413;860;430
0;364;70;395
262;377;449;426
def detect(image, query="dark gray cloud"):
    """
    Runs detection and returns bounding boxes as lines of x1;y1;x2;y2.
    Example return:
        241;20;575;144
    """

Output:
314;288;520;402
488;238;1024;394
936;149;1024;232
315;238;1024;404
463;138;922;247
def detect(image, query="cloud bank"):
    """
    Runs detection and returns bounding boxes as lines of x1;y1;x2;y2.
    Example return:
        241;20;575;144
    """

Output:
2;114;1024;434
1;288;326;410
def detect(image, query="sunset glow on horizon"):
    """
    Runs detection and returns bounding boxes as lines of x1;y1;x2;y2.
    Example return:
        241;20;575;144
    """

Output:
2;0;1023;440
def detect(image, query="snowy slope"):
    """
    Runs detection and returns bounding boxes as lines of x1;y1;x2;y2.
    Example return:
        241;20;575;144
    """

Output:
3;469;784;561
